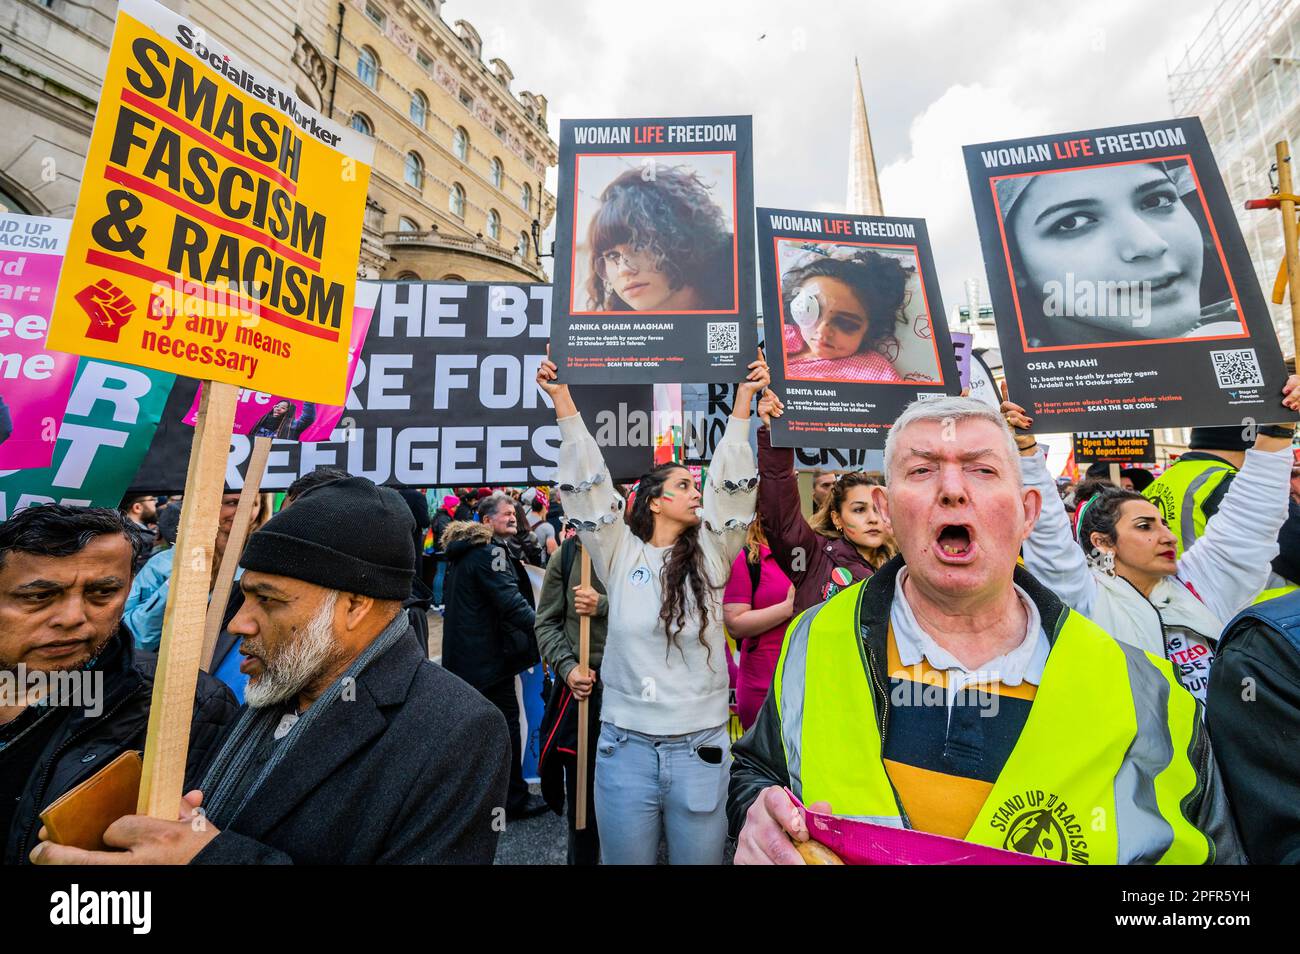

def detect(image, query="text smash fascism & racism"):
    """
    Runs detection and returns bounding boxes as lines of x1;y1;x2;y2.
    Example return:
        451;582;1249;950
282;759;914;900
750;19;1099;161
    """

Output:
112;27;344;335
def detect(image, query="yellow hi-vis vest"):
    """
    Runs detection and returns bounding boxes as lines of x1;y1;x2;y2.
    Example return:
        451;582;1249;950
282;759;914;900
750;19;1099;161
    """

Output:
1143;459;1236;559
772;582;1211;865
1253;584;1300;605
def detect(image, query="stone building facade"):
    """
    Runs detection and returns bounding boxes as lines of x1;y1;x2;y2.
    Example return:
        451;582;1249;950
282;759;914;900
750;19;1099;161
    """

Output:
0;0;555;282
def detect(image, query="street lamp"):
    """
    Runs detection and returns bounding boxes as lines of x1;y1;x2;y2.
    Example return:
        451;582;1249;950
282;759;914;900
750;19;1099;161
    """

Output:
530;178;553;262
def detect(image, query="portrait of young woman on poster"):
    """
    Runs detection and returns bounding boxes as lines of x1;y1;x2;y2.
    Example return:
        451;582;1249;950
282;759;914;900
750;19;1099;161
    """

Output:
998;159;1245;349
779;245;939;384
581;163;735;313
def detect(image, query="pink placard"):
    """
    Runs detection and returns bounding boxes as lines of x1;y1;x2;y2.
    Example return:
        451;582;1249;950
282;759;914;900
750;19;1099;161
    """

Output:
786;788;1067;865
184;283;376;439
0;214;76;470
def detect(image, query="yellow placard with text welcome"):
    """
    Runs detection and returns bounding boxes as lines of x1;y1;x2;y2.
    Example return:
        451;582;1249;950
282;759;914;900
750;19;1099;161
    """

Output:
48;0;372;404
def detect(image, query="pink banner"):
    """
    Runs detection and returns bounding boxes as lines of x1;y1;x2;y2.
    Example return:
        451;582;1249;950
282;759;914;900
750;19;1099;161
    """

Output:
0;214;76;470
786;788;1066;865
184;283;376;439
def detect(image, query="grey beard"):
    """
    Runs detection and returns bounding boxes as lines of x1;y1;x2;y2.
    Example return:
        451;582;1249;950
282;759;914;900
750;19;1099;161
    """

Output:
243;591;340;709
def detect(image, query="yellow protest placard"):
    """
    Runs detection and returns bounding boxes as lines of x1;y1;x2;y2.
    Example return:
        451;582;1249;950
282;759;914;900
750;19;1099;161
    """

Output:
47;0;372;404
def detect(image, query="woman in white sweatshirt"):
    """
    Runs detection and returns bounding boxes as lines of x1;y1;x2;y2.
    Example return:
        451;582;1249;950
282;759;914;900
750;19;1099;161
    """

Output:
536;354;767;865
1002;383;1299;703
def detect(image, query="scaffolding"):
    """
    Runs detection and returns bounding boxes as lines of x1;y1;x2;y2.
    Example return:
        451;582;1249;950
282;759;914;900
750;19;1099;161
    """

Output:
1168;0;1300;354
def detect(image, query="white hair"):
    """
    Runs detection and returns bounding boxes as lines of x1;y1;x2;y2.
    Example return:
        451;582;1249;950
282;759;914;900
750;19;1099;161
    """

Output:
244;590;340;708
882;396;1021;484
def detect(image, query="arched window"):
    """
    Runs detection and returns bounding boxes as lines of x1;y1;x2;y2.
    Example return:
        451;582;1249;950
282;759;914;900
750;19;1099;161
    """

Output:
351;112;373;136
449;183;465;218
357;47;379;88
486;209;500;242
398;216;419;232
404;152;424;190
0;183;29;214
396;270;421;281
520;181;532;212
409;91;427;128
452;126;469;162
517;230;529;257
490;157;503;190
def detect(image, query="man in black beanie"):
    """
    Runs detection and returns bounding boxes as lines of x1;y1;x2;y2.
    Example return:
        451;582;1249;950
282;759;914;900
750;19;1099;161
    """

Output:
31;477;511;865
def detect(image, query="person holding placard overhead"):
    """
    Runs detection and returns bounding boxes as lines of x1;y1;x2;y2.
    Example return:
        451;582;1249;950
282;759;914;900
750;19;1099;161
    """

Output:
754;389;896;613
1003;380;1300;704
536;353;766;865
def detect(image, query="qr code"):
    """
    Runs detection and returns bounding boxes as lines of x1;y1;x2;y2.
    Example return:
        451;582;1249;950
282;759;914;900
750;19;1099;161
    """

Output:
1210;349;1264;388
707;322;740;354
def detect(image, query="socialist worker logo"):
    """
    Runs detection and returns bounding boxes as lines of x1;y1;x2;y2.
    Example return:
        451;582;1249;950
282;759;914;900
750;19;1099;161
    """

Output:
75;279;135;344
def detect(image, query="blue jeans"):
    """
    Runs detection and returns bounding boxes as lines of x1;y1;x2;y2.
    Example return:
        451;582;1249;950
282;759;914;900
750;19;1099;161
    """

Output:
432;559;446;606
593;721;730;865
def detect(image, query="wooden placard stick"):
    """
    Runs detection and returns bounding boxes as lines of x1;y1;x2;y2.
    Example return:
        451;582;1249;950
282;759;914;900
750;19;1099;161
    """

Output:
575;545;592;831
136;381;238;818
1108;463;1122;487
199;434;273;672
1276;140;1300;357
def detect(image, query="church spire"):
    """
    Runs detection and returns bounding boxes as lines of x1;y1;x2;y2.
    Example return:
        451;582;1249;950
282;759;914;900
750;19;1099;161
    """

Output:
847;57;884;215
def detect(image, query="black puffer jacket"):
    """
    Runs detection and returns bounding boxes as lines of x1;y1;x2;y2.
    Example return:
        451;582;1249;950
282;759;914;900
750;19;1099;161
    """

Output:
4;630;239;864
1208;591;1300;864
440;521;539;690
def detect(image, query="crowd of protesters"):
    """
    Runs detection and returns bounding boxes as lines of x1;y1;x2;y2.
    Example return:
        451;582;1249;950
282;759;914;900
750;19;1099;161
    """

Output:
5;357;1300;866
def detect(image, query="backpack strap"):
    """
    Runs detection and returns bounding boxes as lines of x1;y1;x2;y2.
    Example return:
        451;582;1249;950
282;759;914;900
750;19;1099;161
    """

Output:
561;535;579;589
747;552;762;597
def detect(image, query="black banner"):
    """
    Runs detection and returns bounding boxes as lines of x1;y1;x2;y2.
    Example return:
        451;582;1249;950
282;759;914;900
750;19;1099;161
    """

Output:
964;117;1295;434
757;206;960;449
680;383;884;472
549;115;757;383
129;282;654;493
1073;429;1156;464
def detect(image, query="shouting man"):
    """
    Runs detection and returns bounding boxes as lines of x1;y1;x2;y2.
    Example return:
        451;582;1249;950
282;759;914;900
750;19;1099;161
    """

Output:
729;396;1241;865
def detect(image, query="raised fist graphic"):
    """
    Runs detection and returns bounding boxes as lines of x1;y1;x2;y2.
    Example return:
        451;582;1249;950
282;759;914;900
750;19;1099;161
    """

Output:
75;279;135;343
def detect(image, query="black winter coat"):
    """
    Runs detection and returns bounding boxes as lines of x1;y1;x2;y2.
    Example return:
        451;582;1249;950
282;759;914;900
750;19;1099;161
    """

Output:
440;521;539;690
1208;592;1300;864
4;630;239;865
192;620;510;864
431;510;454;555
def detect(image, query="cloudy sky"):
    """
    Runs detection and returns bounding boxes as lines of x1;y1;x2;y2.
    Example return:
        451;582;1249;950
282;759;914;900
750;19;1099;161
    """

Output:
450;0;1223;314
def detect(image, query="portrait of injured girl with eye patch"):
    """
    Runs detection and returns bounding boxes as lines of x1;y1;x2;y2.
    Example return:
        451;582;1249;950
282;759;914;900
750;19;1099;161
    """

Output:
757;210;960;450
776;241;942;385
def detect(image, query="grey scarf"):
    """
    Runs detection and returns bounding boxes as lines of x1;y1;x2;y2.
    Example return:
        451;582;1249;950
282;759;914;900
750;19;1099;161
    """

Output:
199;610;410;829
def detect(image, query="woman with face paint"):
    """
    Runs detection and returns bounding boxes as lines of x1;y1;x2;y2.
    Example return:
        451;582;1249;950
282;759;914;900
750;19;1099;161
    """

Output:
754;389;897;614
1001;161;1244;347
779;248;914;383
584;165;734;313
536;351;766;865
